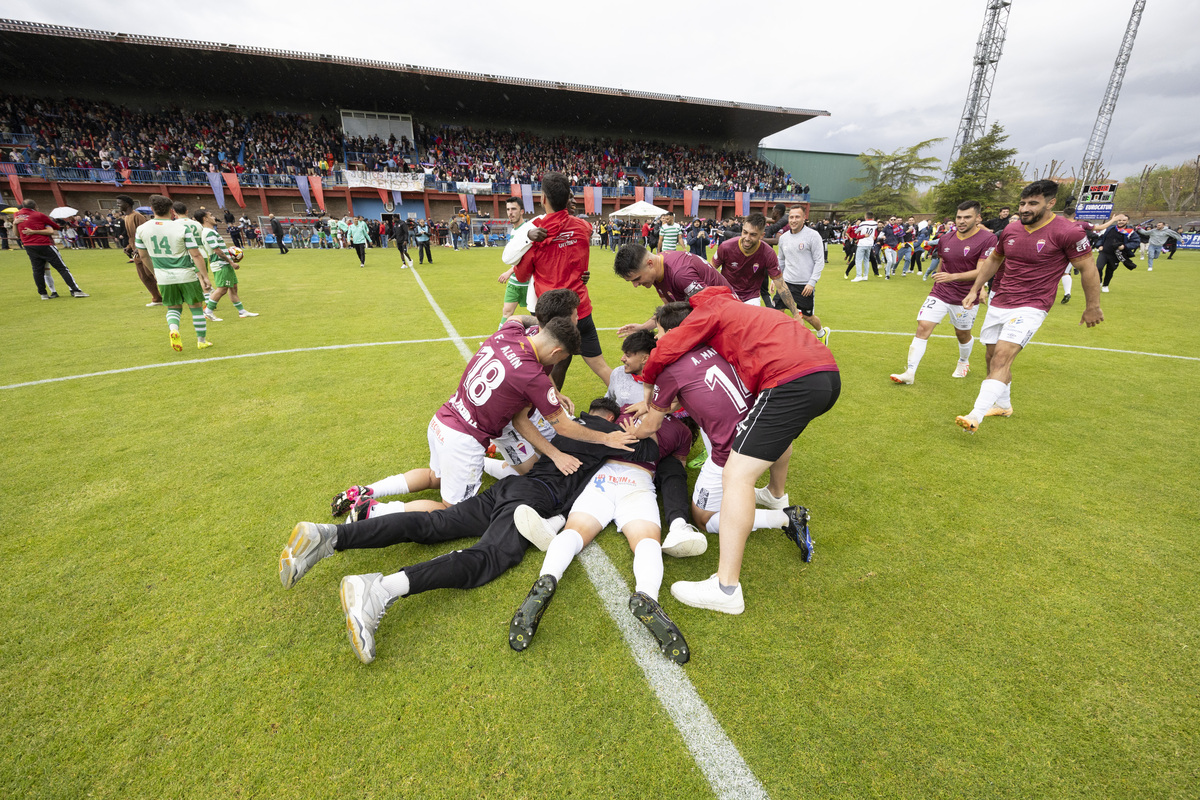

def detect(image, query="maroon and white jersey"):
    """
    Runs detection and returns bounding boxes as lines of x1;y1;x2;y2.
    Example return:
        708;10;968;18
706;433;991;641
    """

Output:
992;215;1092;312
656;251;729;303
648;346;749;467
711;239;780;302
929;227;998;305
613;412;692;472
435;319;562;445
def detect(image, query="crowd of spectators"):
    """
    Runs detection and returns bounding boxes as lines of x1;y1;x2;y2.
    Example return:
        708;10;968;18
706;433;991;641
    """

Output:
1;94;343;179
414;126;802;193
0;94;807;194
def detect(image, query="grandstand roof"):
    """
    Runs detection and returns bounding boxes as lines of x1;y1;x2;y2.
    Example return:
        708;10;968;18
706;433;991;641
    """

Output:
0;19;828;147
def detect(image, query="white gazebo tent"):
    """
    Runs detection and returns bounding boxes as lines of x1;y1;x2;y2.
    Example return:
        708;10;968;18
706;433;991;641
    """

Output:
608;200;670;221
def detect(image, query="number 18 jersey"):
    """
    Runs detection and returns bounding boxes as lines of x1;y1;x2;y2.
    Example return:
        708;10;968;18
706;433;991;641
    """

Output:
649;346;749;467
435;319;563;446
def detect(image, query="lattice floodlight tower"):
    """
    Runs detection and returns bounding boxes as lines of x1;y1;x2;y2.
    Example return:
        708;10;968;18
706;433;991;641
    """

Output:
947;0;1014;174
1077;0;1147;191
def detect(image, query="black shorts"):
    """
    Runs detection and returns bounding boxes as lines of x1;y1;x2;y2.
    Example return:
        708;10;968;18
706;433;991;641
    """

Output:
576;313;602;358
733;370;840;462
774;282;816;317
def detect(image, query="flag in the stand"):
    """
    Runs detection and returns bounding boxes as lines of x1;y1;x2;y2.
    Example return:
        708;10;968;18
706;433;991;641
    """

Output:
458;193;469;211
521;184;534;214
645;187;655;206
7;174;23;204
294;175;312;210
207;172;226;209
635;186;645;203
309;176;326;212
222;173;244;208
592;186;604;215
392;190;403;207
582;188;594;215
377;188;389;204
466;194;477;213
743;191;753;216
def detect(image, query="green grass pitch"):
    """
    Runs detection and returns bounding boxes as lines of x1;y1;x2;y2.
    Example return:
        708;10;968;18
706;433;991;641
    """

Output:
1;241;1197;798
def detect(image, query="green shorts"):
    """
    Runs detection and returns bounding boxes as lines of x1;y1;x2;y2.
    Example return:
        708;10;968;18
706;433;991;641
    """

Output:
503;276;530;305
213;265;238;288
160;280;205;306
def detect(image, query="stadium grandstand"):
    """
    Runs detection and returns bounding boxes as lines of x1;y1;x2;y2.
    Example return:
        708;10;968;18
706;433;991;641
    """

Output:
0;18;829;231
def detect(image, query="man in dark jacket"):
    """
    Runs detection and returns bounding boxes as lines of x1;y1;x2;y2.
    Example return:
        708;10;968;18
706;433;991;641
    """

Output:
269;214;288;254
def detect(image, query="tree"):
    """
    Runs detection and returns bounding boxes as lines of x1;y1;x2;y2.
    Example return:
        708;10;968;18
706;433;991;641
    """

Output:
932;123;1023;221
845;138;944;218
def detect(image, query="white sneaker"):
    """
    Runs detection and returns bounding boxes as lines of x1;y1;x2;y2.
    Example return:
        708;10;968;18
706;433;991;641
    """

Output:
204;310;222;322
754;486;789;510
238;310;259;317
661;524;708;558
340;573;393;664
1147;266;1153;271
890;370;915;385
146;301;162;307
850;277;864;283
670;574;744;615
514;504;558;551
279;522;338;589
1101;286;1110;293
952;362;970;378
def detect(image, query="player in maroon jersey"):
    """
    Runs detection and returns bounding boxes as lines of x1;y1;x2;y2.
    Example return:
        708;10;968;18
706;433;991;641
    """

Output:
889;201;997;384
956;180;1104;433
638;286;839;614
331;316;635;514
710;213;798;315
612;244;730;336
508;411;698;664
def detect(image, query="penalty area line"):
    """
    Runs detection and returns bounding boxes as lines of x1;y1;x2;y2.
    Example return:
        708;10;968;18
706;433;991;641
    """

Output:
413;267;769;800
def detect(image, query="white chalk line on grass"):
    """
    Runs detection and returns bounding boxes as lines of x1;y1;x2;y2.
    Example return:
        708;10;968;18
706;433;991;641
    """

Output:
410;267;768;800
5;328;1195;393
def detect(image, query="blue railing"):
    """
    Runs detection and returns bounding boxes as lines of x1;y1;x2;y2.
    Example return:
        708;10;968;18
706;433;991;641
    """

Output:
0;132;36;147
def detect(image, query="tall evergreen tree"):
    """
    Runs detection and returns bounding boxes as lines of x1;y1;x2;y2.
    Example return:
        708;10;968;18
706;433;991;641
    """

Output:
934;124;1023;220
846;138;944;218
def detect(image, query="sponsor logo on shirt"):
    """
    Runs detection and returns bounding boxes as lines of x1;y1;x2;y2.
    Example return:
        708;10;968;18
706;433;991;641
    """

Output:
1007;238;1016;246
1075;238;1089;252
685;280;705;296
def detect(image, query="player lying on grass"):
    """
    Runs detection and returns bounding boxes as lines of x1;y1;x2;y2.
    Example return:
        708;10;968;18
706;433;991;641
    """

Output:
889;201;996;385
638;285;840;615
279;397;659;665
508;410;702;665
330;294;633;516
630;303;812;548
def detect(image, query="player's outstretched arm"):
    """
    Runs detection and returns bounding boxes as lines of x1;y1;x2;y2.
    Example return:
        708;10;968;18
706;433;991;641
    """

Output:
616;318;655;338
1072;253;1105;327
545;410;635;451
512;410;581;475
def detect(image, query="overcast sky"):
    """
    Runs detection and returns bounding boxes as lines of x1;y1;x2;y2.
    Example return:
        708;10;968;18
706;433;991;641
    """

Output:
9;0;1199;182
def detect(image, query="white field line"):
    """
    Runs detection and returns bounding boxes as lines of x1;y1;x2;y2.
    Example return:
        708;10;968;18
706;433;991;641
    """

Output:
3;328;1195;393
413;268;768;800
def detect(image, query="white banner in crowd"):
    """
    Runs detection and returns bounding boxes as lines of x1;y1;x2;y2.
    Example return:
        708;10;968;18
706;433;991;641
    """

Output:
455;181;492;194
344;170;427;193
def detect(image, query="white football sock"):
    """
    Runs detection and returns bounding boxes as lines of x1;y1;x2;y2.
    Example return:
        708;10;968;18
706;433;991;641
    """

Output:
958;336;974;364
379;570;410;600
999;381;1012;409
1061;273;1073;296
756;510;789;529
970;379;1007;419
372;500;406;517
368;473;410;497
632;539;663;601
907;336;928;373
481;458;511;480
540;529;583;580
705;513;721;534
545;514;566;534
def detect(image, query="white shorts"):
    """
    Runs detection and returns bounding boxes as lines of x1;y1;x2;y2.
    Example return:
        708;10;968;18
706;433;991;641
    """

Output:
917;296;978;331
569;462;660;531
742;296;762;307
491;412;555;467
979;304;1048;348
426;416;485;504
691;456;724;512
